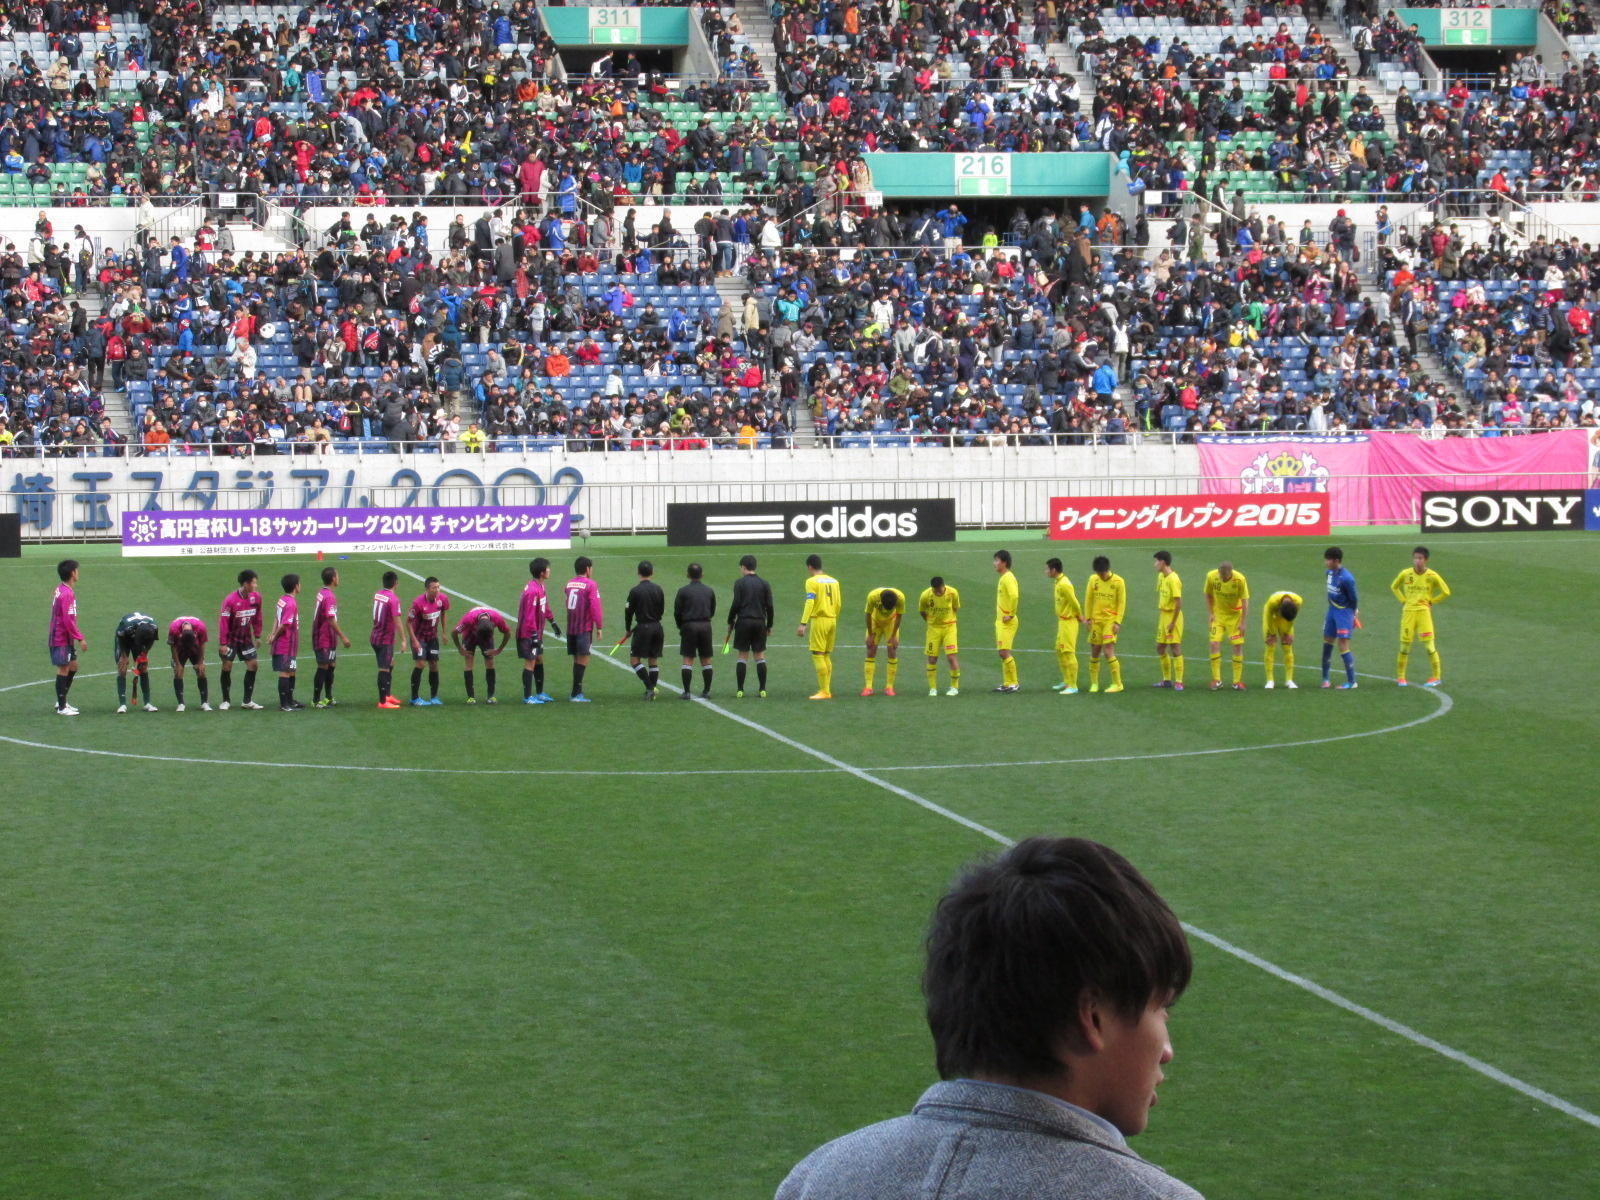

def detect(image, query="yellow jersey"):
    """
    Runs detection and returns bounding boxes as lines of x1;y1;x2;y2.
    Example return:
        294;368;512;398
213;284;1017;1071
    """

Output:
1390;568;1449;611
996;570;1019;622
1157;570;1182;614
801;573;841;622
1204;569;1249;618
919;585;960;625
1053;575;1082;622
1085;573;1127;623
865;587;906;622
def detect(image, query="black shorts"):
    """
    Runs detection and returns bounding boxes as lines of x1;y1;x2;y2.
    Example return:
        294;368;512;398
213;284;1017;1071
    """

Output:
516;635;543;660
271;652;297;673
630;621;664;660
679;621;714;660
314;646;338;666
172;644;203;668
413;637;440;661
732;621;768;653
566;632;593;656
113;635;149;666
220;643;257;663
372;641;395;669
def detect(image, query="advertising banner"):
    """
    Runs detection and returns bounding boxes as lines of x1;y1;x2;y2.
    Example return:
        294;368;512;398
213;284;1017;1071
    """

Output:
666;499;956;546
120;505;571;556
1048;494;1329;540
1197;431;1590;525
1419;491;1586;533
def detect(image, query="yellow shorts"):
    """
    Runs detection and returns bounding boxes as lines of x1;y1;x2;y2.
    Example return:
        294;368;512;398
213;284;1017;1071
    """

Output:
1055;618;1080;652
1262;614;1295;641
1400;609;1435;644
1157;611;1183;645
1088;619;1118;646
925;624;958;657
994;619;1017;651
1210;618;1244;646
808;618;837;655
868;617;899;645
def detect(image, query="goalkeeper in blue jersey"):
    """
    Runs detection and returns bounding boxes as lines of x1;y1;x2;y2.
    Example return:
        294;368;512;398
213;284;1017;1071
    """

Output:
1321;546;1360;690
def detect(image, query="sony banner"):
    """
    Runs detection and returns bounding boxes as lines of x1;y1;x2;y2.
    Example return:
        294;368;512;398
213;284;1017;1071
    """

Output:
1420;490;1589;533
666;499;956;546
1049;494;1330;540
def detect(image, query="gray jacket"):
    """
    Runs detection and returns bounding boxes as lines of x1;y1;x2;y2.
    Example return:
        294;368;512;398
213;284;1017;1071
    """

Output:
776;1080;1203;1200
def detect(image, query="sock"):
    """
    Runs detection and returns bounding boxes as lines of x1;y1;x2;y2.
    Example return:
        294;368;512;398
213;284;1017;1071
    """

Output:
1004;657;1018;687
755;660;767;690
523;667;535;698
379;669;392;701
324;666;335;701
140;672;150;703
1160;654;1172;682
682;665;693;693
484;667;495;699
175;678;185;705
1341;650;1355;684
278;677;291;706
534;663;545;694
1110;658;1122;687
243;671;256;703
1283;645;1295;676
701;666;713;694
1321;643;1333;680
463;670;475;699
950;667;960;690
1090;659;1101;686
56;675;68;707
1209;653;1222;684
198;676;208;704
647;666;659;689
864;657;876;690
634;663;649;689
221;671;232;702
1232;653;1243;685
117;674;127;704
1264;643;1276;682
429;670;440;699
886;657;898;690
1172;654;1183;685
1396;648;1409;681
411;667;423;700
814;652;827;692
1427;646;1440;678
736;660;747;690
1056;649;1073;686
572;663;586;695
312;666;326;702
927;663;939;689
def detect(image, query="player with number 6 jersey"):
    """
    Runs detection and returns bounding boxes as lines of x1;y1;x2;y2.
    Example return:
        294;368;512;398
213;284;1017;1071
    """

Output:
564;557;603;702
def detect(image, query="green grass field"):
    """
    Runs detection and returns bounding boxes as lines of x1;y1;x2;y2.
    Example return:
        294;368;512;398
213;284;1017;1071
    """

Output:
2;530;1597;1199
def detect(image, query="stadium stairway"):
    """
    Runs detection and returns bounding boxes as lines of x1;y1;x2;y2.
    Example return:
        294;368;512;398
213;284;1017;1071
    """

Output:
731;0;780;82
1045;40;1096;108
80;289;134;436
1313;15;1400;132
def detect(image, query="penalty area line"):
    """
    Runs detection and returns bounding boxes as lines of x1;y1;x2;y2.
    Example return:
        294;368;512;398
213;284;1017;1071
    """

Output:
380;559;1600;1132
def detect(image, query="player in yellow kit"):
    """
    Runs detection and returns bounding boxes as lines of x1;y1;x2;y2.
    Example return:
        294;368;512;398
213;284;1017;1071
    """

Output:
796;553;841;699
1152;550;1185;691
1261;591;1302;689
993;550;1020;692
919;577;961;696
862;586;905;696
1204;561;1250;690
1084;555;1126;693
1391;546;1449;686
1045;558;1081;695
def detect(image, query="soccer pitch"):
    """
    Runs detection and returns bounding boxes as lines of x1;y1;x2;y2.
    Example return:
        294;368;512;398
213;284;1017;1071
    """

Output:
2;530;1597;1199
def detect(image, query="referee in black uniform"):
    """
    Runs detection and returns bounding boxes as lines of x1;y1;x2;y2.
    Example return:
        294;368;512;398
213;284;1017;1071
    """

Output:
674;562;718;699
727;554;776;698
625;562;666;699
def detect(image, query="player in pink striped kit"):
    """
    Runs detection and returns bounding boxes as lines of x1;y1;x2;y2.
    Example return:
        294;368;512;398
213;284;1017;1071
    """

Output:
563;556;603;702
47;559;86;715
167;615;212;711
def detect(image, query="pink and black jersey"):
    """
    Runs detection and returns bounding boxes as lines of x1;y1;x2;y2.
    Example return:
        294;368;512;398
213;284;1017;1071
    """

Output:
517;579;552;638
219;588;263;648
167;616;209;645
311;586;340;651
370;588;402;645
48;582;82;647
409;592;451;644
563;575;603;636
271;594;299;657
453;606;509;649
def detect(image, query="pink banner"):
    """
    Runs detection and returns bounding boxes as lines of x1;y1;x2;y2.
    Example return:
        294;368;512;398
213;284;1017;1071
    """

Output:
1197;431;1592;525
